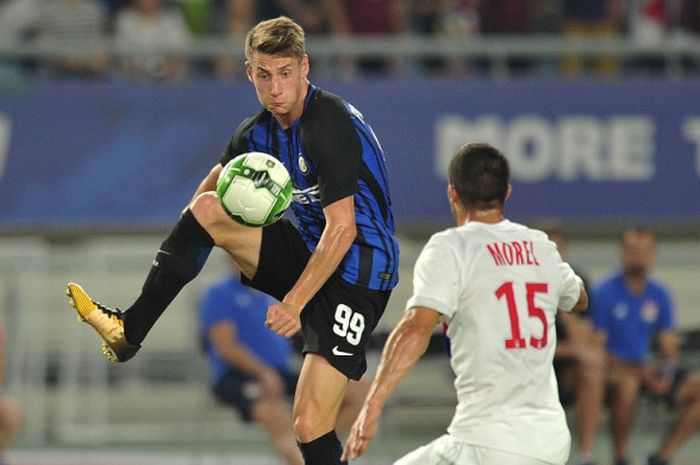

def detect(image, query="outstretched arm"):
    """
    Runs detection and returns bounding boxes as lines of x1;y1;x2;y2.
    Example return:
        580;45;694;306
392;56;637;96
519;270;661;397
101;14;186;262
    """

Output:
342;306;441;461
266;195;356;337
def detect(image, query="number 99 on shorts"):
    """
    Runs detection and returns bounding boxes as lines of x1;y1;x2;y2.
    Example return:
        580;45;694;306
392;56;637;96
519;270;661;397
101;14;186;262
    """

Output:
332;304;365;346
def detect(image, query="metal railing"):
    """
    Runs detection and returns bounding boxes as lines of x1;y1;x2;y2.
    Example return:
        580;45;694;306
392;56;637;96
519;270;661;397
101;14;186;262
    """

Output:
1;34;699;78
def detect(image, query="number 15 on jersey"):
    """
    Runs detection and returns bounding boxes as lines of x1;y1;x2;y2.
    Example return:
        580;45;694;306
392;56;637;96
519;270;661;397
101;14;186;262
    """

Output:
496;282;549;350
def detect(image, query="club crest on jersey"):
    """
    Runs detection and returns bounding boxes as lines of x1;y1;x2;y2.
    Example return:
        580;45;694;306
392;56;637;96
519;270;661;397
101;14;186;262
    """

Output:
298;155;308;174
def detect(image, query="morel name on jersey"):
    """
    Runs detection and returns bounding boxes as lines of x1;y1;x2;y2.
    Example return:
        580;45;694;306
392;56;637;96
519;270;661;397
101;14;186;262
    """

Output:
486;240;541;267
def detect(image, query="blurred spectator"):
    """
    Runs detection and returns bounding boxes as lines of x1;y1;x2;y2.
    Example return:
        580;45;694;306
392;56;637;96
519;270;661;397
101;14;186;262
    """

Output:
217;0;255;37
627;0;668;74
678;0;700;72
0;0;110;78
478;0;535;74
0;323;22;465
479;0;531;34
211;0;334;80
325;0;409;77
561;0;626;76
115;0;191;81
177;0;213;37
679;0;700;33
199;261;370;465
199;263;303;465
0;0;37;77
211;0;255;79
38;0;110;77
411;0;480;76
436;0;480;38
259;0;332;34
592;227;700;465
630;0;667;43
530;0;560;33
0;0;35;44
547;228;605;465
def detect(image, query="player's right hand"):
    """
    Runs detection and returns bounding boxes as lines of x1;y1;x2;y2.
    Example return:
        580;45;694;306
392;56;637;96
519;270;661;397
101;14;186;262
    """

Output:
265;302;301;337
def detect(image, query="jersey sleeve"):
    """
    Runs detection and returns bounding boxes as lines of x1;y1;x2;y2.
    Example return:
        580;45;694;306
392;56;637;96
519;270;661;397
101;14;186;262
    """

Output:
405;233;460;319
556;251;583;312
301;99;361;207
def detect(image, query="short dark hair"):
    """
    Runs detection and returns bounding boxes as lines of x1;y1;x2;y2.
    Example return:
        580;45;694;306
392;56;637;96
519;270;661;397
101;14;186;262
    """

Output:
245;16;306;62
448;143;510;207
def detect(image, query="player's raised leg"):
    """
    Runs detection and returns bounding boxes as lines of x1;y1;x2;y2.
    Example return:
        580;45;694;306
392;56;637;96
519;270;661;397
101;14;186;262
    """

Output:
66;175;262;362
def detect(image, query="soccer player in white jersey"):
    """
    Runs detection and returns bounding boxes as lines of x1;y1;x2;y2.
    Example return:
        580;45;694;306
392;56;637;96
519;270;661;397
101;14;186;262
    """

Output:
342;142;589;465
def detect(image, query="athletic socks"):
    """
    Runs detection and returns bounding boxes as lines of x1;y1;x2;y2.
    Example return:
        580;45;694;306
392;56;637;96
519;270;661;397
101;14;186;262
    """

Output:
123;209;214;344
298;430;347;465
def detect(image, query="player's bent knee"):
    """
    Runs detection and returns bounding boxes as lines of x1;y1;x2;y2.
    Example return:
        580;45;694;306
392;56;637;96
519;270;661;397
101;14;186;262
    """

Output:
293;414;324;443
190;192;226;225
190;192;241;242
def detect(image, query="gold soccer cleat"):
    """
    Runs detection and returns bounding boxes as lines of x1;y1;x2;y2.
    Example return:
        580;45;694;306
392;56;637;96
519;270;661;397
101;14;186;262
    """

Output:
66;282;140;362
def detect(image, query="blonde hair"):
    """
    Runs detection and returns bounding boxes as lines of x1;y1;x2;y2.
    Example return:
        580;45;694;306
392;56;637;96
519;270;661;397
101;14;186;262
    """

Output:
245;16;306;62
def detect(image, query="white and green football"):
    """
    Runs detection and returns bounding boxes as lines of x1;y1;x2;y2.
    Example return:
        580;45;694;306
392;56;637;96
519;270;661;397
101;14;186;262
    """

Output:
216;152;293;227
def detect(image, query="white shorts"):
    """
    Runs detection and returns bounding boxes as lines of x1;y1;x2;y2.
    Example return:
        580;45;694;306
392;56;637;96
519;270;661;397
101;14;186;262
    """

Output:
393;434;561;465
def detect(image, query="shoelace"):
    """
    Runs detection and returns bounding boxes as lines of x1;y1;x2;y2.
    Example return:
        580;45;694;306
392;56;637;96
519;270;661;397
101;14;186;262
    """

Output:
94;301;125;324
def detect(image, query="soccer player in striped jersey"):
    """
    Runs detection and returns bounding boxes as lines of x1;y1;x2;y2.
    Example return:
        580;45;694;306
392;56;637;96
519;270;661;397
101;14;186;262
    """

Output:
343;143;588;465
66;16;398;465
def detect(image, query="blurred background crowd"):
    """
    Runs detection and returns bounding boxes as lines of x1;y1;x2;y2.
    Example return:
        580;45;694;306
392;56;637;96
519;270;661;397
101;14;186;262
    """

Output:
0;0;699;82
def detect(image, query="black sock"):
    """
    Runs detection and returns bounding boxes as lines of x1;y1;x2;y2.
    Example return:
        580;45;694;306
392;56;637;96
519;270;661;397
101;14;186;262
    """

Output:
124;209;214;344
297;430;347;465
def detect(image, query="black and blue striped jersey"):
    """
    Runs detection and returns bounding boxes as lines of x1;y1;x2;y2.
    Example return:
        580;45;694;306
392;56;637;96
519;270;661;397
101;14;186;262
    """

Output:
220;84;399;291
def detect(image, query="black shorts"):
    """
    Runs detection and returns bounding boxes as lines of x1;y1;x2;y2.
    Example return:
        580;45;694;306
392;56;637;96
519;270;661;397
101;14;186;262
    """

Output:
213;367;298;422
242;219;391;380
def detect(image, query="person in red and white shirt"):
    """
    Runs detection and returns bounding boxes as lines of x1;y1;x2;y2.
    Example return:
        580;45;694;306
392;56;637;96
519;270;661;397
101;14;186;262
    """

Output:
343;142;588;465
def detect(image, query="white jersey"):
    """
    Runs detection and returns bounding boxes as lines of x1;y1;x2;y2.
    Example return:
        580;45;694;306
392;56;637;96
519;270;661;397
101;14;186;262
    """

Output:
406;220;582;465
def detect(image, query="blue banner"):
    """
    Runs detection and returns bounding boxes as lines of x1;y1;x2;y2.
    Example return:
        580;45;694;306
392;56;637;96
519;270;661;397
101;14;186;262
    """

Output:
0;80;698;228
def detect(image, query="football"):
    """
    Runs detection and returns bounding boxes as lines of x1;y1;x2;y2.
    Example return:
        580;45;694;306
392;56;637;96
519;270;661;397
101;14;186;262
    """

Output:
216;152;293;227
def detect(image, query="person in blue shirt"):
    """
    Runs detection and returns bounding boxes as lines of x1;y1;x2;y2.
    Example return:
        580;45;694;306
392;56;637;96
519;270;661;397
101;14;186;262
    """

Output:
66;16;397;465
592;226;700;465
200;264;302;465
199;261;371;465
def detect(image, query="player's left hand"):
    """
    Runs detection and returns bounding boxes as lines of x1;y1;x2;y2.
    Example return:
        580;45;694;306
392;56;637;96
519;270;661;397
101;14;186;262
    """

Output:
265;302;301;337
341;403;380;461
